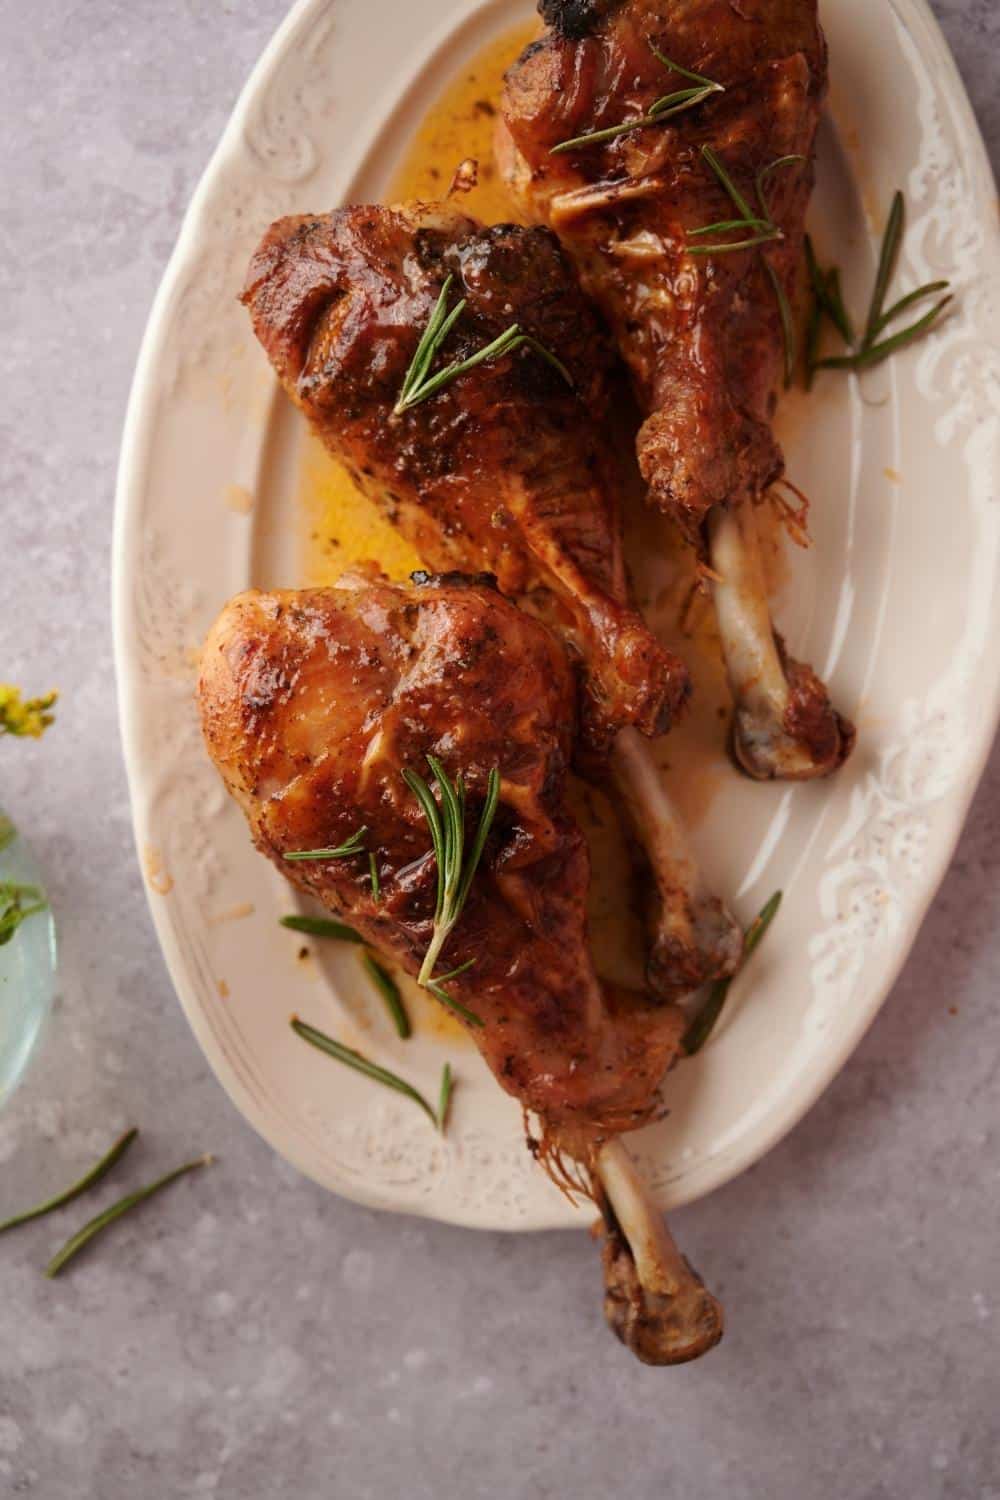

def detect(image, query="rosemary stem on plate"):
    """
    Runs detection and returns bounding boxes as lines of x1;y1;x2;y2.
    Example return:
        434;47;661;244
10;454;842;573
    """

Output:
291;1017;440;1129
437;1062;454;1133
279;914;365;943
362;953;411;1040
684;892;783;1055
806;192;952;380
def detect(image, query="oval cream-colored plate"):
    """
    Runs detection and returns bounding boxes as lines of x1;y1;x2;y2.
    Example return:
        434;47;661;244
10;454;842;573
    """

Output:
114;0;1000;1230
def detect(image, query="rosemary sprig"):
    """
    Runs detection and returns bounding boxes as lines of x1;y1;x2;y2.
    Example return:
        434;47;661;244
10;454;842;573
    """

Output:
686;147;802;254
808;192;952;380
292;1017;439;1128
363;953;411;1040
394;275;572;413
437;1062;455;1132
684;891;783;1054
425;956;484;1029
0;881;47;947
368;852;381;904
283;826;368;863
552;44;723;154
279;914;364;942
44;1154;212;1278
402;758;500;987
0;1128;139;1235
687;148;804;384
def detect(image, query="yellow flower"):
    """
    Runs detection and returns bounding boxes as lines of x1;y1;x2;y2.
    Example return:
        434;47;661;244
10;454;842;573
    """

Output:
0;684;58;739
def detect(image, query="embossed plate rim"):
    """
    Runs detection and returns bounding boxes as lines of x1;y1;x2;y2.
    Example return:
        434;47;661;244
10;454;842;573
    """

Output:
113;0;1000;1230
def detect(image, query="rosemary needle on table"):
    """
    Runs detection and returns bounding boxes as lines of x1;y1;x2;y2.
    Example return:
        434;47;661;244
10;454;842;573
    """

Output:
0;1127;139;1235
684;892;783;1055
44;1154;213;1278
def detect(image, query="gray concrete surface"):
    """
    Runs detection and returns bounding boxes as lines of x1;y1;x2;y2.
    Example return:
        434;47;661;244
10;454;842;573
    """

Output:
1;3;998;1496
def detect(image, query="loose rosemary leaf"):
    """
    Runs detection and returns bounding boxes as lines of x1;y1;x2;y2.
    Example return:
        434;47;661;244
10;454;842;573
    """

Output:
763;259;796;389
684;892;783;1055
363;953;411;1040
437;1063;455;1134
863;190;905;350
279;914;365;943
45;1154;212;1278
0;1128;139;1235
815;296;952;371
291;1017;438;1128
872;281;951;340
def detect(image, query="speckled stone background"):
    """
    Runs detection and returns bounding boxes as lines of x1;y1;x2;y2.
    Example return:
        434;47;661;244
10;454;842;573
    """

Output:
1;3;998;1496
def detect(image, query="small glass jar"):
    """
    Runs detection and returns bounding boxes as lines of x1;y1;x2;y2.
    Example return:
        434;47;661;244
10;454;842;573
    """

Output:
0;812;57;1107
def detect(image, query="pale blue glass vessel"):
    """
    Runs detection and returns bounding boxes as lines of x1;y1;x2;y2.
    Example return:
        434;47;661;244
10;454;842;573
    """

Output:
0;813;57;1106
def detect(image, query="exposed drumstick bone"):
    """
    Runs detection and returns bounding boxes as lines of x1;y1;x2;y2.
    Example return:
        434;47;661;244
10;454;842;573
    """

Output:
708;504;854;781
594;1137;724;1365
609;728;742;996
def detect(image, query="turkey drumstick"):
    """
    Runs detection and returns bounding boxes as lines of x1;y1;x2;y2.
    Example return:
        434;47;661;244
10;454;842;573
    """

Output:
498;0;854;779
241;200;741;995
199;571;722;1363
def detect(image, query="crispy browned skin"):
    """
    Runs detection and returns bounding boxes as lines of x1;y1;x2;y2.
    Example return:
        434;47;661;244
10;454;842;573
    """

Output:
500;0;825;535
199;571;684;1158
240;201;688;752
500;0;853;779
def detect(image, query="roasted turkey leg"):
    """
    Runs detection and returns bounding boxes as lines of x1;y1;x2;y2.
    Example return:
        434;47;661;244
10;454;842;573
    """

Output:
198;570;722;1362
498;0;854;779
241;200;741;994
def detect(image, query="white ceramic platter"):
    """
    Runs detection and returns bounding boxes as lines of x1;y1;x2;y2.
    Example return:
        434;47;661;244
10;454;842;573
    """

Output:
113;0;1000;1230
